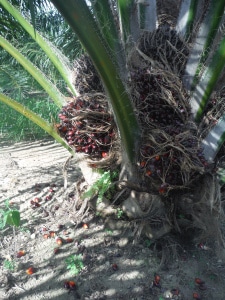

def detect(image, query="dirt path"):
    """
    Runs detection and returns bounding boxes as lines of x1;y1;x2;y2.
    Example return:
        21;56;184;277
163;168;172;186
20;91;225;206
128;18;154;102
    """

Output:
0;139;225;300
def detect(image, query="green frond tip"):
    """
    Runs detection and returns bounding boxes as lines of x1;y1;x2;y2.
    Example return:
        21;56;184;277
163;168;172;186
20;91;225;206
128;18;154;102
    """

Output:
0;0;77;96
0;35;66;108
0;93;75;155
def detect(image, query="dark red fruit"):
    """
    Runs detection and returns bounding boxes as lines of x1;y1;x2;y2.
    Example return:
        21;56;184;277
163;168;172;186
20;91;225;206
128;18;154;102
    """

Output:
68;281;76;290
26;267;35;275
66;238;73;243
49;231;56;238
45;195;52;201
54;247;60;254
112;263;118;271
64;281;70;289
17;250;25;258
193;292;201;299
195;278;205;285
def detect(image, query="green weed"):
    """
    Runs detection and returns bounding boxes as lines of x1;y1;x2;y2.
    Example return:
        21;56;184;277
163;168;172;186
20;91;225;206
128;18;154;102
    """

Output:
3;259;16;271
144;239;153;248
105;228;113;235
116;208;123;219
82;170;118;203
65;254;84;275
0;200;20;229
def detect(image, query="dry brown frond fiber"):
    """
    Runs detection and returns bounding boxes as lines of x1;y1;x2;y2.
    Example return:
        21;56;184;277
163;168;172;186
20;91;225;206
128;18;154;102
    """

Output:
137;26;189;75
128;31;207;194
73;54;104;94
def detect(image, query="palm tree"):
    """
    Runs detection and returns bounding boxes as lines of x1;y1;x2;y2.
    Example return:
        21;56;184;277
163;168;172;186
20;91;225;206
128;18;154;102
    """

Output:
1;0;225;258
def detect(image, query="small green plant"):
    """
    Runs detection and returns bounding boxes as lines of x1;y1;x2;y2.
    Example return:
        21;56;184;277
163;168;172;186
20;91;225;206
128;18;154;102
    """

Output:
3;259;16;271
116;208;123;219
82;170;118;203
0;200;20;229
144;239;153;248
65;254;84;275
104;228;113;235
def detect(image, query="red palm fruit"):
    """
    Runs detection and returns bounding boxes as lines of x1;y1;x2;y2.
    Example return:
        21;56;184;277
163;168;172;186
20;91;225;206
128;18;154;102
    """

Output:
193;292;201;299
101;152;108;158
140;161;146;168
43;233;50;239
112;263;118;271
56;237;63;246
66;238;74;243
67;130;75;136
45;195;52;201
26;267;35;275
159;187;166;194
64;281;70;289
54;247;60;254
155;155;160;161
49;231;56;238
17;250;25;258
146;170;152;176
82;223;89;229
61;126;68;133
154;274;160;284
104;136;111;144
89;163;97;168
195;278;205;285
68;281;76;290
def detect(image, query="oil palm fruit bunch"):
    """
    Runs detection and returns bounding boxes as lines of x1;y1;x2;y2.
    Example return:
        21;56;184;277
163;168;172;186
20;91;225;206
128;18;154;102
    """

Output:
57;93;119;167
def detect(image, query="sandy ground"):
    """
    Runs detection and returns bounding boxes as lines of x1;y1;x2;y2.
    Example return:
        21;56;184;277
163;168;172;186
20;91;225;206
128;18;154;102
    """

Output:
0;139;225;300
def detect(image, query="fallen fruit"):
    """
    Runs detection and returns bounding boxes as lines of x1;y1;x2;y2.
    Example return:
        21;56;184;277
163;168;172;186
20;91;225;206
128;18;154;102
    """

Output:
49;188;55;193
26;267;35;275
66;238;73;243
34;197;40;203
49;231;56;238
195;278;205;285
112;263;118;271
154;274;160;284
54;247;60;254
82;223;89;229
152;274;161;288
17;250;25;258
64;281;70;289
68;281;76;290
56;237;63;246
193;292;201;299
45;195;52;201
43;233;50;239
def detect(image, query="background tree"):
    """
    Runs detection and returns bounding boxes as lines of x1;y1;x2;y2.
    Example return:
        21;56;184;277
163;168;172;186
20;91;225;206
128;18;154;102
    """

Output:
1;0;225;259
